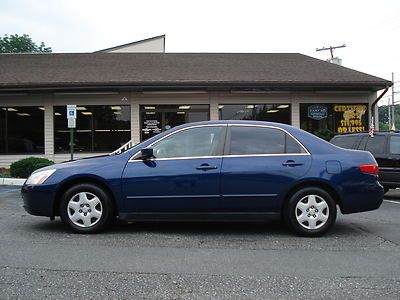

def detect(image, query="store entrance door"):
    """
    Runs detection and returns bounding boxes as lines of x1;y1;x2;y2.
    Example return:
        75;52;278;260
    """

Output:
140;105;209;141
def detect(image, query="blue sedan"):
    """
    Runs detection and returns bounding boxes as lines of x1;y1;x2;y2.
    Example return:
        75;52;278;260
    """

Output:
21;121;383;237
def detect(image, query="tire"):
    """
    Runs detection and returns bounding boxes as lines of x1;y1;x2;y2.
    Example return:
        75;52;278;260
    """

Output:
59;183;114;233
283;187;337;237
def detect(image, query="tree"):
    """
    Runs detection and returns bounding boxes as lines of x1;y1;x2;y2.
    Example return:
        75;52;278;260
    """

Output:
0;34;52;53
379;104;400;131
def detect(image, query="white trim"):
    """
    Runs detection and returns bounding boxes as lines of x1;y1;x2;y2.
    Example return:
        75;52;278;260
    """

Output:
129;123;310;162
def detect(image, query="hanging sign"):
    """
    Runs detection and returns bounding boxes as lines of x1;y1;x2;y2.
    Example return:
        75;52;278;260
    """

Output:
307;104;328;120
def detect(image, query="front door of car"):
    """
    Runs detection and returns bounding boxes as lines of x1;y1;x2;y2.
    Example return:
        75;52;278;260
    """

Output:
122;125;227;213
219;125;312;212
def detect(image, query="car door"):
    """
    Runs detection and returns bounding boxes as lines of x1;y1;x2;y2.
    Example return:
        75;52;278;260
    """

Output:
378;134;400;186
219;125;311;212
122;125;227;213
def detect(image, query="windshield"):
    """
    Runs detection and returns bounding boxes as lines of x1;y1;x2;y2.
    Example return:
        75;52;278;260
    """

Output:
110;139;138;155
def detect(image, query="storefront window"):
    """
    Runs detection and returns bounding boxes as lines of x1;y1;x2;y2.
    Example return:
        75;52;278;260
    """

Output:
300;103;368;138
218;104;291;124
140;105;209;141
0;106;44;154
54;105;131;153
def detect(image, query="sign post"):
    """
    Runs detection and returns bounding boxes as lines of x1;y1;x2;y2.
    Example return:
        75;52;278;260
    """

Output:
67;105;77;161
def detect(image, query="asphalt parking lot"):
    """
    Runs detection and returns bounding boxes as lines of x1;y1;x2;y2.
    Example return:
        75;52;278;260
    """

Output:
0;186;400;299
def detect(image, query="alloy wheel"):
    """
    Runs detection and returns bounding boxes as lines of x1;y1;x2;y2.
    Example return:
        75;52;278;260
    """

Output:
295;194;329;230
67;192;103;228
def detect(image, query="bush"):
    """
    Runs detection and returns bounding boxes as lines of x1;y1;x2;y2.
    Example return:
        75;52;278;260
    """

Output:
10;157;54;178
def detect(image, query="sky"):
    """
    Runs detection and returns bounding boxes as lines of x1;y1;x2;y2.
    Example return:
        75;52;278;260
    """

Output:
1;0;399;105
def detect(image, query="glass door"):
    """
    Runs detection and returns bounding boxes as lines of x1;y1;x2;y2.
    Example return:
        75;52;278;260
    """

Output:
140;105;209;141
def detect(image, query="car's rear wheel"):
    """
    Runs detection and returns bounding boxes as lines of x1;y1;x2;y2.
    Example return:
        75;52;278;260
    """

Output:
59;183;114;233
284;187;337;237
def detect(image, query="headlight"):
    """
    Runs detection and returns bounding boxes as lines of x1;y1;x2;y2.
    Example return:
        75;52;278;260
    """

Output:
26;169;56;185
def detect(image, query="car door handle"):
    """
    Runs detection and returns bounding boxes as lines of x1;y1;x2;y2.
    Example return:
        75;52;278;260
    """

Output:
282;160;303;167
196;164;218;171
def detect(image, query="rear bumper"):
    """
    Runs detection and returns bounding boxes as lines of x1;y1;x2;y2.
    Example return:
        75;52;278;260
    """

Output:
340;180;384;214
21;184;57;217
379;169;400;188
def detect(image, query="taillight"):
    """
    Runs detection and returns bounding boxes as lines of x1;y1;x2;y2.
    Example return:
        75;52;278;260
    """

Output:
359;164;379;176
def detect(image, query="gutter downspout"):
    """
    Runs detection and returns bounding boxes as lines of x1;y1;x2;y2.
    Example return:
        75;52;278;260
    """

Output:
371;87;390;129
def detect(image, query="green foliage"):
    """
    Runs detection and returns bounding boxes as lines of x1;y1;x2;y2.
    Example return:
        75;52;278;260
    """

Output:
0;34;52;53
10;157;54;178
379;104;400;130
313;128;335;141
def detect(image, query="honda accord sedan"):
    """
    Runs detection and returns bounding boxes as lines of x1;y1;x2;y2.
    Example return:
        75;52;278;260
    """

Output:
22;121;383;237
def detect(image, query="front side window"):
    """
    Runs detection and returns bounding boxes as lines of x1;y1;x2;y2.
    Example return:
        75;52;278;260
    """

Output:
54;105;131;153
0;106;44;154
229;126;305;155
152;126;225;159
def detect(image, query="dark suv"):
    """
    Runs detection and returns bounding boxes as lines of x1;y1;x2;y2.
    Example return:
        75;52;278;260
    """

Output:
331;132;400;193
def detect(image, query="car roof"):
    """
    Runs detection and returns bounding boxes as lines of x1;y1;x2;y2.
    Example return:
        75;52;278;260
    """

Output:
333;131;400;138
176;120;295;130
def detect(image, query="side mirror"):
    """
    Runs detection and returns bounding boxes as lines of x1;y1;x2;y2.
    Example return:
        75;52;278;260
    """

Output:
140;148;154;160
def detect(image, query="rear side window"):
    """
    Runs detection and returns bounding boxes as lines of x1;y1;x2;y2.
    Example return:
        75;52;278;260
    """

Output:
331;136;360;149
229;126;305;155
390;136;400;154
365;135;386;155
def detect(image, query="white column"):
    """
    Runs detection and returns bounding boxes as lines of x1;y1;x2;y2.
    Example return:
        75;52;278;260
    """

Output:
209;93;219;120
291;98;300;128
131;93;140;144
44;102;54;160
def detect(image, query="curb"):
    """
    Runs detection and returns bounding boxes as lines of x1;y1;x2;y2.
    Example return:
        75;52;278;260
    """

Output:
0;178;26;186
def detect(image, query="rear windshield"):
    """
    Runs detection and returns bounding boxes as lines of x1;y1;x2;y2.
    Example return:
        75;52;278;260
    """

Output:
331;135;361;149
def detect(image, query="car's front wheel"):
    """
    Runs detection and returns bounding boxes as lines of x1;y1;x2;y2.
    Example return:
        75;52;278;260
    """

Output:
59;183;114;233
284;187;337;237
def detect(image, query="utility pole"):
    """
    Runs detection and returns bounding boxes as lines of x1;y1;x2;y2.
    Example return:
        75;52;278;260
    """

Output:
316;44;346;60
388;97;391;130
392;72;396;130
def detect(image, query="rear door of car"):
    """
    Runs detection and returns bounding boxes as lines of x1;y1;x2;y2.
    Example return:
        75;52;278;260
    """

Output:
219;125;312;213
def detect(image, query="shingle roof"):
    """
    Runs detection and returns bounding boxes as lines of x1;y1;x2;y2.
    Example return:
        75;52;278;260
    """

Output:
0;53;391;91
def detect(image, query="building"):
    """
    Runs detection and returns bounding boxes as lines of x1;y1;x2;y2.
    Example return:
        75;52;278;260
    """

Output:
96;34;166;53
0;42;391;167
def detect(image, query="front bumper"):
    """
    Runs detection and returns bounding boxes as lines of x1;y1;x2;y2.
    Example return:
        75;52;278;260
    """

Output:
21;184;57;217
